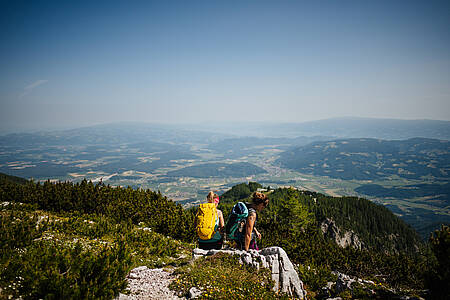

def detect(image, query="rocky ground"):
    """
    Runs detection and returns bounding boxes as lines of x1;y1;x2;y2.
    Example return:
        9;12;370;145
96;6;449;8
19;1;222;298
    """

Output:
116;248;422;300
117;266;181;300
116;246;307;300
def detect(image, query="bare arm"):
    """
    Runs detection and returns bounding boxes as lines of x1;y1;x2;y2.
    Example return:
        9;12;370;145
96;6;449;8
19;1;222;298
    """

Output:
254;227;261;239
217;209;225;229
244;213;256;251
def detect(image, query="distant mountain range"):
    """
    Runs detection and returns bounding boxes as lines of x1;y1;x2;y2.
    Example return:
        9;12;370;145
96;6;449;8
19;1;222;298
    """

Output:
275;117;450;140
184;117;450;140
2;117;449;142
0;122;229;147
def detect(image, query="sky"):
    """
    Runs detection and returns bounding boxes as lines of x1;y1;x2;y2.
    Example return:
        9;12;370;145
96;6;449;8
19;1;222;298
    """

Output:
1;0;450;132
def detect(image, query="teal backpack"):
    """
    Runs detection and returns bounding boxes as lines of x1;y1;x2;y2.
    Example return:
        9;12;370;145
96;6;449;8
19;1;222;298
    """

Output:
225;202;248;241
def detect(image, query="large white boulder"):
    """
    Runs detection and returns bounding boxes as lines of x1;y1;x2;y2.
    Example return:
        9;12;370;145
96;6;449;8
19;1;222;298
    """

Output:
192;246;307;299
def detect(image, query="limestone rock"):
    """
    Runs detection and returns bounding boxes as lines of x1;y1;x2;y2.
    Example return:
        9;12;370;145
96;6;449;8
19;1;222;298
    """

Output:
188;287;202;298
334;272;357;294
321;218;363;250
320;271;384;298
192;246;307;299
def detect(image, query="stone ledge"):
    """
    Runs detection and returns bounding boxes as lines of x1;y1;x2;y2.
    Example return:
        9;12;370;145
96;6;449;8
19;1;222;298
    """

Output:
193;246;306;299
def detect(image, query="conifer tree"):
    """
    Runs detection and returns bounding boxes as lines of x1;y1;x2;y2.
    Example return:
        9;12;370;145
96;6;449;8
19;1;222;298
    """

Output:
428;225;450;299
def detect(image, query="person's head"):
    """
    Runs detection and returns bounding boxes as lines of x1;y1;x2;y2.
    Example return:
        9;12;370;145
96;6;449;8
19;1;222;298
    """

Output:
207;191;220;206
207;191;215;203
251;192;269;211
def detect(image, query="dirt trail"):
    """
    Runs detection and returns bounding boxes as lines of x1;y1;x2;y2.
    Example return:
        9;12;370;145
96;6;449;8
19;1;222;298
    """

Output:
117;266;181;300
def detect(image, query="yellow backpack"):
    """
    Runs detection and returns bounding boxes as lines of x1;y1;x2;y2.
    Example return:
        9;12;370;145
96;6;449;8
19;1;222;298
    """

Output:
196;203;218;240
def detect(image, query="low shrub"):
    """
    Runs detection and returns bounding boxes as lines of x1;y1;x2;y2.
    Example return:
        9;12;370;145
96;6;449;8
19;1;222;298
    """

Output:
297;263;336;294
1;241;132;299
0;206;193;299
0;210;47;252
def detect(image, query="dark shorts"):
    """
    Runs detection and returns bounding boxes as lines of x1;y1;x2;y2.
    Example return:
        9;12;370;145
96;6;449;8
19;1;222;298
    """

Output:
198;237;223;250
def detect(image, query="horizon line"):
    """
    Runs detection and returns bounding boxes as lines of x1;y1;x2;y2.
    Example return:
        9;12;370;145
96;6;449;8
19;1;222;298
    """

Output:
1;116;450;136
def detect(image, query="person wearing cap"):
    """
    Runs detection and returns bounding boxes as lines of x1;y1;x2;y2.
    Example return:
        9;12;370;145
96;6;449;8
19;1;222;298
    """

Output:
241;192;269;251
198;191;225;250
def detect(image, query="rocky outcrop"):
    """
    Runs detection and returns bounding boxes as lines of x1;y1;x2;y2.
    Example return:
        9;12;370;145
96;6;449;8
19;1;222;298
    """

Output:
321;218;363;250
333;271;374;294
318;271;427;300
319;271;375;299
193;246;306;299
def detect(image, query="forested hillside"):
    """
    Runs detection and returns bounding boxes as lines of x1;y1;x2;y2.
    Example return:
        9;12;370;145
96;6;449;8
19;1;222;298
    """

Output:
0;172;28;184
220;182;420;252
278;138;450;181
219;183;447;298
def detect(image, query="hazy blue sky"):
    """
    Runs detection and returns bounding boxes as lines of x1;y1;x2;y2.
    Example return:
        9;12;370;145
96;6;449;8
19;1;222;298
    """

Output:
1;0;449;132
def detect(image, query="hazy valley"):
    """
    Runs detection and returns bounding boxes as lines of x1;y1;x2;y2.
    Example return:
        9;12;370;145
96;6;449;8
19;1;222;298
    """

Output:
1;118;449;238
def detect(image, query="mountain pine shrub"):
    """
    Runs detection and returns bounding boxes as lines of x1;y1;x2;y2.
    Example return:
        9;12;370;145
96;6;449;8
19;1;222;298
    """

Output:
1;241;131;299
0;179;196;242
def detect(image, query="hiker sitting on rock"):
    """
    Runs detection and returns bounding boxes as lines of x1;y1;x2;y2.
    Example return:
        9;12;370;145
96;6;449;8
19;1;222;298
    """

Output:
197;192;224;250
241;192;269;251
